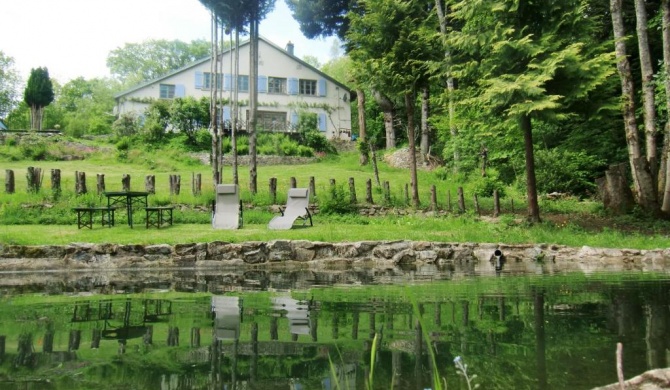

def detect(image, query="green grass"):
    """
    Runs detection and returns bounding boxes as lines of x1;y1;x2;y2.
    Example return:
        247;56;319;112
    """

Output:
1;141;670;249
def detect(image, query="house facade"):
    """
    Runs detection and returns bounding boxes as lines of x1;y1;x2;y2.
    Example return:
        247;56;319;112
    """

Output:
115;37;353;140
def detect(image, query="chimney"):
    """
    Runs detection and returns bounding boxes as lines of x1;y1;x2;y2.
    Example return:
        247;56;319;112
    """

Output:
286;41;294;56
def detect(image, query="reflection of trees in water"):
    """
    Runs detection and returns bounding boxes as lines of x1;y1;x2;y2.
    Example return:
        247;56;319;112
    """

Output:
1;279;670;388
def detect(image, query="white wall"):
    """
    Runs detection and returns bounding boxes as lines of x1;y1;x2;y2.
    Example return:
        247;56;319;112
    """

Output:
116;39;352;140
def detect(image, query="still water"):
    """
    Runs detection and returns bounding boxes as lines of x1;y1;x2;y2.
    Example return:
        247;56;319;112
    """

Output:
0;266;668;390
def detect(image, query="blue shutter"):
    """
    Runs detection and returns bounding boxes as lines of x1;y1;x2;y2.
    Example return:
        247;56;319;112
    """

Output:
318;113;327;132
223;106;231;121
195;71;203;89
258;75;267;93
290;112;299;130
288;77;299;95
175;84;186;98
318;79;327;97
223;74;232;91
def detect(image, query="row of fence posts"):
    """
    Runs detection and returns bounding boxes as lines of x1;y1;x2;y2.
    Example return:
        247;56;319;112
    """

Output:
5;168;195;196
5;168;512;214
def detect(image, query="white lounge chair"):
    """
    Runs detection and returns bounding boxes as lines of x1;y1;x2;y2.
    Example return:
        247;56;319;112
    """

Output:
268;188;312;230
212;184;242;229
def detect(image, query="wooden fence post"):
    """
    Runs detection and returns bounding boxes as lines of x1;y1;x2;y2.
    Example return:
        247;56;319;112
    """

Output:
27;167;43;192
290;177;297;189
493;190;501;217
5;170;14;194
348;177;357;204
96;174;105;195
75;171;86;195
50;169;61;196
447;189;452;212
365;178;373;204
430;185;437;211
192;173;201;196
122;174;131;191
269;177;277;204
329;178;336;195
383;181;391;203
404;184;409;205
473;194;480;216
145;175;155;194
309;176;316;197
169;175;181;195
457;187;465;213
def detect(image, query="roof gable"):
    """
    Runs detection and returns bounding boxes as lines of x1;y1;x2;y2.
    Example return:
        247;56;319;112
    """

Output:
115;37;351;99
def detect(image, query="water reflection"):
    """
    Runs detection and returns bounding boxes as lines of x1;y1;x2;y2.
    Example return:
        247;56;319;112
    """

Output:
0;269;668;389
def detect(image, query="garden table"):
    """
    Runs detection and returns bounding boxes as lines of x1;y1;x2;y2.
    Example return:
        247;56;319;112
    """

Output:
103;191;149;228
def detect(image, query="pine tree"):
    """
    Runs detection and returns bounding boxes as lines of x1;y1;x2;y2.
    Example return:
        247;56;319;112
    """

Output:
24;67;55;131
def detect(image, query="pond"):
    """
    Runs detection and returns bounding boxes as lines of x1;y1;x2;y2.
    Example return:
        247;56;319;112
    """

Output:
0;265;668;390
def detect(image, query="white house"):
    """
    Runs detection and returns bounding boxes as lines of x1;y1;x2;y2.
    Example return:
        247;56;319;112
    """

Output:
114;37;353;140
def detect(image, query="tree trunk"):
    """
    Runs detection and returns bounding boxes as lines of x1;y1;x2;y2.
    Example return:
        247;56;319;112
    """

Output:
373;90;395;149
210;11;220;185
420;87;430;164
405;92;419;208
661;0;670;212
635;0;658;182
520;114;541;223
357;88;369;165
232;29;240;185
435;0;458;168
610;0;659;213
249;17;259;194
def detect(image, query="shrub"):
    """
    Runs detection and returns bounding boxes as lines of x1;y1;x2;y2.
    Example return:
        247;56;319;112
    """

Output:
319;185;358;215
112;113;139;137
532;148;605;196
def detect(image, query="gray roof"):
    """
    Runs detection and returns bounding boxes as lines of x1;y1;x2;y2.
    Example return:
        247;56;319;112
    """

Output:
0;120;7;131
115;36;351;99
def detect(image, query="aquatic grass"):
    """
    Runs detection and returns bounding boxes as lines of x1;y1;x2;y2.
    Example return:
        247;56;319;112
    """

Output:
454;356;479;390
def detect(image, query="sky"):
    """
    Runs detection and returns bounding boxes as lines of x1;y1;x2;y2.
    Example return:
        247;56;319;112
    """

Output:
1;0;340;83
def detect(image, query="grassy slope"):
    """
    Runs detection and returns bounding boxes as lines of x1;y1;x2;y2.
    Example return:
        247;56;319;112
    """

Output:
1;139;669;249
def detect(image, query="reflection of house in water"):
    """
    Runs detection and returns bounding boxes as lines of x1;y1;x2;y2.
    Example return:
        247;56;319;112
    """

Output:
272;297;310;336
211;296;241;340
322;363;357;390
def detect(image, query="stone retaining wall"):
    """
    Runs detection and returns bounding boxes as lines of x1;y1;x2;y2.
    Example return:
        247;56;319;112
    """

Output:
0;240;668;273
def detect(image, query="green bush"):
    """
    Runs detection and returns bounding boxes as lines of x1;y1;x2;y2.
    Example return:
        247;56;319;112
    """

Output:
301;130;336;154
532;148;605;196
279;138;299;156
19;135;48;161
296;145;314;157
319;185;358;215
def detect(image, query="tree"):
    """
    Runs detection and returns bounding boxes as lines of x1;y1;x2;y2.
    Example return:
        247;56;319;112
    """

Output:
56;77;118;137
450;0;615;222
168;97;210;144
107;39;210;86
0;51;21;120
24;67;55;131
610;0;659;213
285;0;355;40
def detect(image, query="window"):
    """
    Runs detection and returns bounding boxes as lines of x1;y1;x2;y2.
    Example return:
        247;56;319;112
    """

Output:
160;84;175;99
204;72;222;89
268;77;287;94
238;75;249;92
256;110;288;131
299;79;317;96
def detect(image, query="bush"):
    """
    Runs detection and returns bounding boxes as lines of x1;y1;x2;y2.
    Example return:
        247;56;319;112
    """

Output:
319;185;358;215
301;130;336;154
532;148;605;196
19;135;48;160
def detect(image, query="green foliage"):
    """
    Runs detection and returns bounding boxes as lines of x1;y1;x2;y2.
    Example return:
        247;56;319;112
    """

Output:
532;148;605;196
18;134;48;160
106;39;211;86
467;171;506;198
112;113;139;138
0;51;21;119
301;129;336;154
23;67;54;108
168;97;209;144
140;99;171;143
297;111;318;132
319;185;358;215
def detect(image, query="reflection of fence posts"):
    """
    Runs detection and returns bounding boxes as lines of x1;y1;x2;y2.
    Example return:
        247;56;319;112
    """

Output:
349;177;356;204
270;316;278;340
167;326;179;346
5;169;14;193
0;335;5;360
91;329;101;349
352;312;359;340
68;330;81;351
190;327;200;347
144;326;153;345
43;330;54;353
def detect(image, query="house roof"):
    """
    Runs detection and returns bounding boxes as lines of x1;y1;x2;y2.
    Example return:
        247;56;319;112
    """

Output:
115;36;352;100
0;120;7;131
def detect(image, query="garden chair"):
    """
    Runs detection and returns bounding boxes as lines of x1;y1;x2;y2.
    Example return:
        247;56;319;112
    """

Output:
268;188;312;230
212;184;242;229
